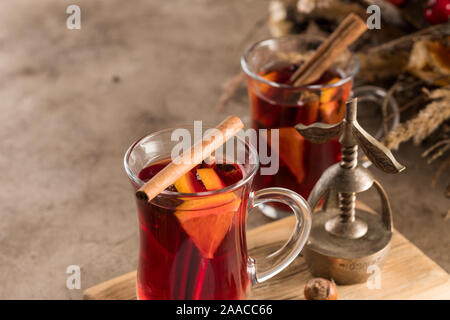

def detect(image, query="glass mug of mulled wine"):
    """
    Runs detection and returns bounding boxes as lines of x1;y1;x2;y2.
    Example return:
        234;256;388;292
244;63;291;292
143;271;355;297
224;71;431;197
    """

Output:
124;127;312;300
241;35;398;219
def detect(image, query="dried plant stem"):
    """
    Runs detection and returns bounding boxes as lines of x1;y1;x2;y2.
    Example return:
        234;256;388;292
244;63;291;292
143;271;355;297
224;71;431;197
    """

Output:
422;139;450;163
367;24;450;54
422;139;450;157
383;88;450;150
431;155;450;188
428;144;450;164
385;94;428;122
382;76;435;124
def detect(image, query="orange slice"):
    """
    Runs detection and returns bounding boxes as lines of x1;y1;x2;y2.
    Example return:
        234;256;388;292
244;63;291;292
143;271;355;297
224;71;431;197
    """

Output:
297;99;320;125
175;168;240;259
259;71;279;96
174;171;205;193
268;127;306;184
320;78;341;103
176;192;236;211
319;101;345;124
175;198;241;259
341;81;352;102
197;168;226;190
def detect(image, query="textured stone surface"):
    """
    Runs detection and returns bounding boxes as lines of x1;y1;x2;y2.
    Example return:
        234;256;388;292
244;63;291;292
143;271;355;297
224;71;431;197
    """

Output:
0;0;447;299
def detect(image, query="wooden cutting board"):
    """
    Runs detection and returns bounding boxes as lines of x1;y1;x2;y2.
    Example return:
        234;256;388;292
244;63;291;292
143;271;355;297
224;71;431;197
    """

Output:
84;206;450;300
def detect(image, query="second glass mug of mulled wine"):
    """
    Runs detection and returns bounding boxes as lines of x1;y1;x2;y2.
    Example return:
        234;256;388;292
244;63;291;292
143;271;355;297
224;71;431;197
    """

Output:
124;126;312;300
241;35;357;218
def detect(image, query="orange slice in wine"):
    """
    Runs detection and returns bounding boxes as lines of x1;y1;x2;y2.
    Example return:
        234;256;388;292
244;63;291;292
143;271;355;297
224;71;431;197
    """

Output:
268;128;306;184
175;168;240;259
196;168;226;190
175;197;240;259
320;78;341;103
174;171;205;193
319;101;345;124
259;71;280;97
297;99;320;125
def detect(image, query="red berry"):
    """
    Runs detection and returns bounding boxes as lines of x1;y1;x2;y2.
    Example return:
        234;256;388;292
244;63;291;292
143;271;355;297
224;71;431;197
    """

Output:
425;0;450;25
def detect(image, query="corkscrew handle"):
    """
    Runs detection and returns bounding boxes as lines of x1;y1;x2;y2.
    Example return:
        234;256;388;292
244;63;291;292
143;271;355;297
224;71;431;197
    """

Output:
297;98;405;174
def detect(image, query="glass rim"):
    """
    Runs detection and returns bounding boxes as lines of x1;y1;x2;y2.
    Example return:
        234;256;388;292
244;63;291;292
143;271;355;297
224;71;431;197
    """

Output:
240;34;360;90
124;126;260;198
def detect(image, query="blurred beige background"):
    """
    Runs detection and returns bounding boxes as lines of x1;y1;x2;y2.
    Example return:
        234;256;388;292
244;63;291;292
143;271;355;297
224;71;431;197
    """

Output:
0;0;448;299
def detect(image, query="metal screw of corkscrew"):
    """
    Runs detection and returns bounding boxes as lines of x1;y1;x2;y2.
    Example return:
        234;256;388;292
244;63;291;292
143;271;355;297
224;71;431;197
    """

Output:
324;103;368;239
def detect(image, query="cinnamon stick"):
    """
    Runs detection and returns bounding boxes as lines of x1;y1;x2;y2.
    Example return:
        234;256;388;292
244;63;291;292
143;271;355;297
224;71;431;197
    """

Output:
290;13;367;87
136;115;244;202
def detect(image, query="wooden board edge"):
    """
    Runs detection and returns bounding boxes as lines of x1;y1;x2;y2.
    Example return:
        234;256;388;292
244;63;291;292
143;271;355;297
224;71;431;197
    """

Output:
83;271;137;300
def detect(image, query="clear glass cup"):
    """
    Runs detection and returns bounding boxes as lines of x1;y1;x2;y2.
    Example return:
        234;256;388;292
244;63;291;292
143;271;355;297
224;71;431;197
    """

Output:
241;35;358;203
124;126;312;300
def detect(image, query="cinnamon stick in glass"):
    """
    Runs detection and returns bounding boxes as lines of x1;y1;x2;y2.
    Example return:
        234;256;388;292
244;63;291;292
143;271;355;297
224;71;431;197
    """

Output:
290;13;367;87
136;115;244;202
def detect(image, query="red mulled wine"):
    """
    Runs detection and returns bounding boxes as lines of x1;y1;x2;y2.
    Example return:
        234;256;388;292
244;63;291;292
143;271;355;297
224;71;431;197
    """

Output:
247;63;352;198
135;160;249;300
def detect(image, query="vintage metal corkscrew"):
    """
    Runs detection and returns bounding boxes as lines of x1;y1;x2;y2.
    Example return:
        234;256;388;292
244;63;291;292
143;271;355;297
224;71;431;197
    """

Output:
296;98;405;284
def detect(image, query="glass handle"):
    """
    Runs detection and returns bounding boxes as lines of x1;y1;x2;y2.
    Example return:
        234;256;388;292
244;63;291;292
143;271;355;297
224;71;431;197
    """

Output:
352;85;400;140
248;187;312;284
